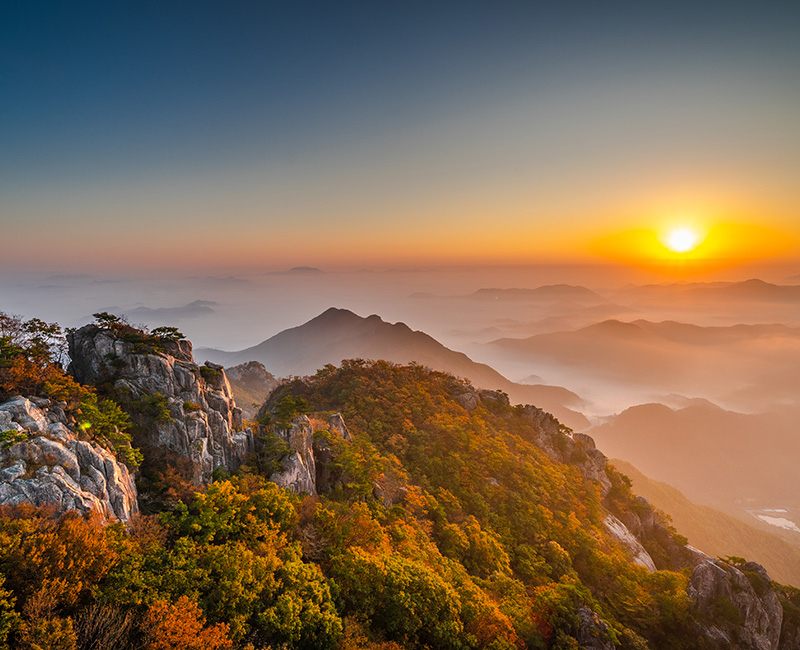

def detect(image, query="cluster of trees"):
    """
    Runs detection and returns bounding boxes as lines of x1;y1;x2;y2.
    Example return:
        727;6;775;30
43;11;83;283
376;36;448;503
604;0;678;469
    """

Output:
0;318;775;648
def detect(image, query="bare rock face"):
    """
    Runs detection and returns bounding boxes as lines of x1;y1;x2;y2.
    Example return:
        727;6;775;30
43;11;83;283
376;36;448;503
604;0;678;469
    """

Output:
0;396;138;522
688;559;782;650
313;414;352;493
270;415;316;495
68;325;253;484
327;412;352;442
603;514;657;572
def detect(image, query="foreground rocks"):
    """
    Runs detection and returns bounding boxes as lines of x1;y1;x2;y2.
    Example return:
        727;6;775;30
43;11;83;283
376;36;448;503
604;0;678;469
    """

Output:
68;325;253;484
0;396;138;522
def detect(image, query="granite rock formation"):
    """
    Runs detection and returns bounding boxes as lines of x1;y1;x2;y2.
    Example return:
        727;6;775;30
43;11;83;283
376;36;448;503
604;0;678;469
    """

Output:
68;325;253;484
0;395;138;522
688;559;783;650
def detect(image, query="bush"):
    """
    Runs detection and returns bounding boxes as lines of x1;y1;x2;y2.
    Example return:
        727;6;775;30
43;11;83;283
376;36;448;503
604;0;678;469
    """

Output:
78;392;142;468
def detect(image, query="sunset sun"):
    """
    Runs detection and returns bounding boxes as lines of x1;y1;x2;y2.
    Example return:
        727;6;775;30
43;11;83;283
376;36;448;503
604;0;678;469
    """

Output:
662;226;702;254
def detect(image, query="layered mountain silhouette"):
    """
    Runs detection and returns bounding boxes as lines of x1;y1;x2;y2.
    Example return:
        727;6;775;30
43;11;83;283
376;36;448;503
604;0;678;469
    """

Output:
622;278;800;304
466;284;605;303
196;307;588;429
590;401;800;516
612;459;800;587
488;319;800;410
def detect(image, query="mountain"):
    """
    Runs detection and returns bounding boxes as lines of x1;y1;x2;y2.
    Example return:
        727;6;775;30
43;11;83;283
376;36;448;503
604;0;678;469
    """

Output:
3;311;798;649
197;307;589;429
467;284;605;303
611;459;800;586
224;361;279;419
621;278;800;305
589;401;800;518
488;319;800;410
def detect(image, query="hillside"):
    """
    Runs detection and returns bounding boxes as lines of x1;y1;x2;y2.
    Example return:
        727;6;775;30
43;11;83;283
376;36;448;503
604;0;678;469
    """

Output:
3;312;800;649
611;459;800;586
197;307;589;429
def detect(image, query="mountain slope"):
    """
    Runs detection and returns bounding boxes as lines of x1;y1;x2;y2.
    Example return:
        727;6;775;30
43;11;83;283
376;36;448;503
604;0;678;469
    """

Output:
612;459;800;586
197;307;589;429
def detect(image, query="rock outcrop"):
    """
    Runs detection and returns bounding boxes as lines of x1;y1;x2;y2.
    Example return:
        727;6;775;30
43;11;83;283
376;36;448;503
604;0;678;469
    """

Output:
0;396;138;522
68;325;253;484
263;413;354;496
518;405;612;496
603;514;657;572
270;415;317;495
688;559;782;650
575;606;616;650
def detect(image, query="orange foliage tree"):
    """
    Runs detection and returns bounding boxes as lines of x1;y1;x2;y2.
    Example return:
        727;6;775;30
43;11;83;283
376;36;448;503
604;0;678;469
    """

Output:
141;596;232;650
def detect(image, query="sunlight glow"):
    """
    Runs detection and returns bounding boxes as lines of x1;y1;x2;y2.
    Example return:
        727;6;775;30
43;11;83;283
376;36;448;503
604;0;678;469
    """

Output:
663;227;701;253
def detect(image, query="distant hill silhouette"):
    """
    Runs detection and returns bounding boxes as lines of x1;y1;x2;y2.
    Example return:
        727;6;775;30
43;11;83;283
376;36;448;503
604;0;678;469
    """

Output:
613;459;800;587
488;319;800;410
623;278;800;303
196;307;589;429
590;401;800;515
468;284;605;302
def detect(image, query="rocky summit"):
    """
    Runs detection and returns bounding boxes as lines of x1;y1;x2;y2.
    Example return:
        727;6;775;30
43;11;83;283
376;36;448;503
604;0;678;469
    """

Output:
68;324;253;484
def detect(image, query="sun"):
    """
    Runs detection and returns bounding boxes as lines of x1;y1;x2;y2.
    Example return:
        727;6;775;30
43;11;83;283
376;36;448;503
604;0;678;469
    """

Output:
662;226;701;254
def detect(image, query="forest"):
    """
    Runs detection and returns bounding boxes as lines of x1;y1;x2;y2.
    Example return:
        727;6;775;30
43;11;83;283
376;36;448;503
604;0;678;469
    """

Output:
0;313;796;650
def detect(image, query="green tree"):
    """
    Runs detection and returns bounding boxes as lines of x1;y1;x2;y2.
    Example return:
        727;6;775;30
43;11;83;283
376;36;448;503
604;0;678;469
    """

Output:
0;574;20;650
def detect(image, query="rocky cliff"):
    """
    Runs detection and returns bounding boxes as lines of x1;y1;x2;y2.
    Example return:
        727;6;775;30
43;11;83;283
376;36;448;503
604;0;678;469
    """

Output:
688;559;783;650
0;395;138;522
68;324;253;484
262;413;353;497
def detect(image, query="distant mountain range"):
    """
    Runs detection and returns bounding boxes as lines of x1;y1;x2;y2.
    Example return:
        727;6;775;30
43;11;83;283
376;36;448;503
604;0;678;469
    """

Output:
488;319;800;410
622;278;800;303
612;459;800;587
412;283;606;304
590;401;800;515
196;307;589;429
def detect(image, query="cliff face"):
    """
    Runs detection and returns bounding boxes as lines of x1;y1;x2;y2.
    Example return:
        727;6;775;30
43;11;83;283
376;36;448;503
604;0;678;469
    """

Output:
0;396;138;522
68;325;253;484
688;559;783;650
265;413;353;497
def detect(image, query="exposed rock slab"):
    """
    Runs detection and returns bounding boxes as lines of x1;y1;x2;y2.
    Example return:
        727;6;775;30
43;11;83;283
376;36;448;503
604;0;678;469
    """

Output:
0;396;138;522
603;514;657;572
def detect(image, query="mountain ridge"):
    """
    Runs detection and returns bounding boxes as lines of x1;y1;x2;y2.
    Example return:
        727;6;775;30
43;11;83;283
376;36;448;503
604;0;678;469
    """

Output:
197;307;589;429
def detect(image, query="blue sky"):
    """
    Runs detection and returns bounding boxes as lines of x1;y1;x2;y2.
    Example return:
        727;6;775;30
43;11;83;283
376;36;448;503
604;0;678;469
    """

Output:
2;1;799;271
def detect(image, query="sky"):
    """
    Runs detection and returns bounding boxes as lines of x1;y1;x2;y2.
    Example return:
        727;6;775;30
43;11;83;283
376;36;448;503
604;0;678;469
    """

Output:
2;1;800;273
